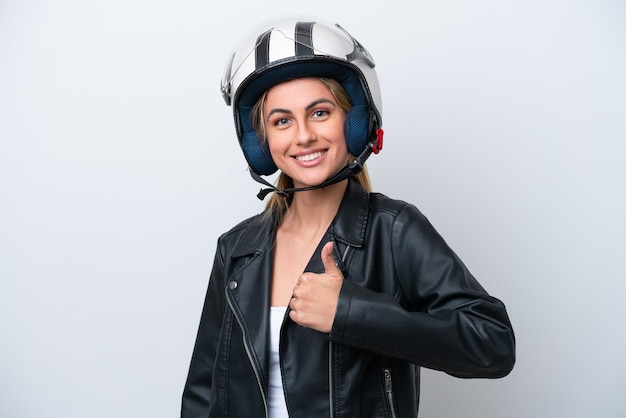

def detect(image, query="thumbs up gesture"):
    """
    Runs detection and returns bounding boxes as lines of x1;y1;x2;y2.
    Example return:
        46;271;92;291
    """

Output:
289;241;343;333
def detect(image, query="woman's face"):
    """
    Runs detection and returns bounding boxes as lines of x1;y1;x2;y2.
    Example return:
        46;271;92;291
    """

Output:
264;78;349;189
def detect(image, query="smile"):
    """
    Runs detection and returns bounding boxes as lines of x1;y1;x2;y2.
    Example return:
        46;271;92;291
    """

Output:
295;151;325;162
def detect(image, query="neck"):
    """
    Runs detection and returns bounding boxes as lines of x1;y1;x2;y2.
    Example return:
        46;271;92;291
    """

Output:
280;179;348;234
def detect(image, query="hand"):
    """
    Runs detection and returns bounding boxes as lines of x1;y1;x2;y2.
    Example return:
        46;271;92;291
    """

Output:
289;241;343;333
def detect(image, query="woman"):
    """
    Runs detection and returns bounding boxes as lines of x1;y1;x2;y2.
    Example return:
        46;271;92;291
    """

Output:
182;16;515;418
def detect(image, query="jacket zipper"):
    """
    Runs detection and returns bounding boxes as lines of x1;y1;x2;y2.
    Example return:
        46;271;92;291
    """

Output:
384;368;398;418
328;244;349;418
328;341;334;418
226;293;269;418
325;243;350;418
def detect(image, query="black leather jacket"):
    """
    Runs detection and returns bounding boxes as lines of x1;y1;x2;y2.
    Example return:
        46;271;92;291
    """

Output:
181;180;515;418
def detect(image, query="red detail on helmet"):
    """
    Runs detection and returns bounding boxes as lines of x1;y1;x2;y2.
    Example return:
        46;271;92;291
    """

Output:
372;128;384;154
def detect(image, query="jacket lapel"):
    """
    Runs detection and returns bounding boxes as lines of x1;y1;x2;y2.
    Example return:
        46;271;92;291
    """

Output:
329;180;370;272
226;215;274;391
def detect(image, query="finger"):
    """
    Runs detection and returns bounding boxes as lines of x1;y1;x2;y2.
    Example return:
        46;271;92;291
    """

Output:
321;241;340;276
289;293;297;309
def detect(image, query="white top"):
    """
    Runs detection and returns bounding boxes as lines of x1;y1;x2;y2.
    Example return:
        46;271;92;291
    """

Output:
269;306;289;418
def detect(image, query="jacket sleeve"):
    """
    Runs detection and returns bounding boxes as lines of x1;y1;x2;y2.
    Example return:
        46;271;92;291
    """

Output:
329;204;515;378
181;240;226;418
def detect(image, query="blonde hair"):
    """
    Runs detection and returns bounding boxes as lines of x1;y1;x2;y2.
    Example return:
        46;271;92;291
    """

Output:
251;78;372;226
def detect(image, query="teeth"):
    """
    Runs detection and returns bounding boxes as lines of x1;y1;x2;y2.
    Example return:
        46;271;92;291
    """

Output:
296;151;324;162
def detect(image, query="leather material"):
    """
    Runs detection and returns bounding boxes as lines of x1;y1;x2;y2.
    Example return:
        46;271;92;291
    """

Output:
181;180;515;417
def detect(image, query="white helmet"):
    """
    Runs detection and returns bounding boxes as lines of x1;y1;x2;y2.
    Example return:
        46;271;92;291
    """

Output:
221;15;383;177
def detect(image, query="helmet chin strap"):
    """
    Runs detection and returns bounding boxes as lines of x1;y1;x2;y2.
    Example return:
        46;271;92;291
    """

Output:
250;128;383;201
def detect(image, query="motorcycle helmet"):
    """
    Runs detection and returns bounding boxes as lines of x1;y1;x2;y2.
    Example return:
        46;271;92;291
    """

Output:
220;15;383;177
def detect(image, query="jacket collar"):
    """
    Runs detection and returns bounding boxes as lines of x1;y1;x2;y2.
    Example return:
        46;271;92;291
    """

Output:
330;179;370;248
232;179;370;257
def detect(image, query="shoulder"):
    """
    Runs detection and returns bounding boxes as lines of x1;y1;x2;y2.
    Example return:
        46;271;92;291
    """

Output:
368;191;427;222
216;211;273;254
365;191;443;247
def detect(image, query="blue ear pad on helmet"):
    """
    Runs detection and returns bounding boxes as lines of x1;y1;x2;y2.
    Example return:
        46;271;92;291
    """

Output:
238;101;278;176
241;131;277;176
339;71;374;157
344;104;370;157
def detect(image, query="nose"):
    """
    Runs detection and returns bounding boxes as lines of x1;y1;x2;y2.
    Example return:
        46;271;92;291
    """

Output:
294;120;315;146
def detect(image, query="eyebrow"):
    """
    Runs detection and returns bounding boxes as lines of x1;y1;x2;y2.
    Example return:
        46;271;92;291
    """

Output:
266;98;337;119
305;98;336;111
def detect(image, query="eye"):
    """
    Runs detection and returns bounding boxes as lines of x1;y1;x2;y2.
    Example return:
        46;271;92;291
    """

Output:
311;109;330;119
273;117;291;127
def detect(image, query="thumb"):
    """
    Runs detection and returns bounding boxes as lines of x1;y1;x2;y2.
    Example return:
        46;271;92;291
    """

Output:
321;241;340;276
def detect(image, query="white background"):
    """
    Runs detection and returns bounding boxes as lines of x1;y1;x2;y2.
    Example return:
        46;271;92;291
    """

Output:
1;1;625;417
